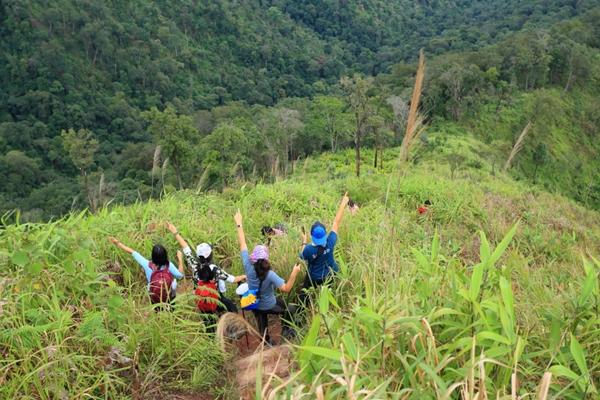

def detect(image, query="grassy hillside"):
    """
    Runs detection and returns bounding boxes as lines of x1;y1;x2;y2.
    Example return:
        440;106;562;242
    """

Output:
1;145;599;398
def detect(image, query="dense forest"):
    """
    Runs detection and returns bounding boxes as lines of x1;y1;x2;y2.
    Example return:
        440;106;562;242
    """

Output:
1;0;600;220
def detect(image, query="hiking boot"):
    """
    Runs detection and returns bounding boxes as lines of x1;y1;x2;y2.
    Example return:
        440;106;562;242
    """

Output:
225;325;245;340
281;327;297;340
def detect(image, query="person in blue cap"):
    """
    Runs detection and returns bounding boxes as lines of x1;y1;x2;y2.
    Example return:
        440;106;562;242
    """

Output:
299;192;349;303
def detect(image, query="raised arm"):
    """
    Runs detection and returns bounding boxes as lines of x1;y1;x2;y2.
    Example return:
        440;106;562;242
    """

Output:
167;222;189;249
300;226;308;253
176;250;185;272
279;264;302;293
331;192;350;234
108;237;135;254
234;209;247;252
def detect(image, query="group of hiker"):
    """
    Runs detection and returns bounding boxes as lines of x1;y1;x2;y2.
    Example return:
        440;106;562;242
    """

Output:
108;193;351;344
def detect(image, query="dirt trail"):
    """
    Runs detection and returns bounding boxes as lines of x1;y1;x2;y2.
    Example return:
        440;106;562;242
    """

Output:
219;312;293;399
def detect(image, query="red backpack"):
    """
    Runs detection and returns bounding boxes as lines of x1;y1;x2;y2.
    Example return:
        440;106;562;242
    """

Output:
148;263;174;304
195;280;219;312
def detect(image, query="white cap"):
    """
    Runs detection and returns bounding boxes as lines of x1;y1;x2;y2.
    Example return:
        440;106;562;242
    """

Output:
196;243;212;258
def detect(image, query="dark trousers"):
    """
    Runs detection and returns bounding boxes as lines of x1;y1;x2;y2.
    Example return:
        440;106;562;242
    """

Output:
219;293;238;313
298;274;328;306
252;297;295;342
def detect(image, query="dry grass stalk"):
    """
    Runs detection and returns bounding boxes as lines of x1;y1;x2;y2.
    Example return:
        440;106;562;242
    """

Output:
266;369;306;400
399;49;426;162
537;372;552;400
151;145;161;195
152;145;161;176
97;173;105;210
271;155;280;180
478;351;488;400
504;121;532;171
195;166;211;194
236;346;291;394
421;318;439;364
469;337;476;400
315;385;325;400
261;351;286;399
161;157;169;191
442;382;465;400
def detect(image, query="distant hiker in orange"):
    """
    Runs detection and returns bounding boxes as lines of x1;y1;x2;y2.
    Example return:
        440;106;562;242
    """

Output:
417;199;432;215
299;192;349;304
166;222;245;313
108;237;184;308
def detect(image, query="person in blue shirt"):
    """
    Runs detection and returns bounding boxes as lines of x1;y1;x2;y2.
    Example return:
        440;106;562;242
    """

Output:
234;210;301;345
108;236;184;306
299;192;349;304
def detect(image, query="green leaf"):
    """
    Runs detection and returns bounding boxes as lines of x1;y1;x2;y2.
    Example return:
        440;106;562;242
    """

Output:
430;307;466;320
498;301;515;343
476;331;511;345
299;346;341;361
327;289;339;309
26;262;43;275
488;222;519;268
499;276;515;322
412;248;431;272
549;317;562;351
479;231;490;262
418;362;448;393
578;262;597;307
11;251;29;267
513;336;526;368
470;263;485;302
549;365;579;381
63;260;75;274
299;314;322;369
357;306;384;322
318;287;330;314
108;295;124;309
341;333;357;361
302;315;321;348
569;334;589;377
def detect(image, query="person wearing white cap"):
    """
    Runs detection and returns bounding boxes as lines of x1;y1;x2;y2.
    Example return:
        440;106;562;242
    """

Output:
166;222;246;313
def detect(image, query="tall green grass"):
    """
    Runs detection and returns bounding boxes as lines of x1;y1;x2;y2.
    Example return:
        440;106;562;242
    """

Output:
1;148;599;398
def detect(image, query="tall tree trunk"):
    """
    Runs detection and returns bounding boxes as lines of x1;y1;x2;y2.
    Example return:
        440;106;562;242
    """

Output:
564;59;574;92
83;170;95;213
355;133;361;177
379;146;384;169
173;156;183;190
373;147;378;168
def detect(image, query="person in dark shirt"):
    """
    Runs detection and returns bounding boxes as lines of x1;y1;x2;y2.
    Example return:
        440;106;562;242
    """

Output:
299;192;349;304
418;199;432;215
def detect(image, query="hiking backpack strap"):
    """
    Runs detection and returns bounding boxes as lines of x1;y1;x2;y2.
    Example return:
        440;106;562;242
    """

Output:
256;274;266;300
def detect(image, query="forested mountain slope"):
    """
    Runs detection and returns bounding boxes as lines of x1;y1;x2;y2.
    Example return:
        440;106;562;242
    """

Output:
1;1;600;221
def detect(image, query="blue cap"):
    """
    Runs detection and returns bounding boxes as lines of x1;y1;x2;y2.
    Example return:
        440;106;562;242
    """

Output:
310;222;327;246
